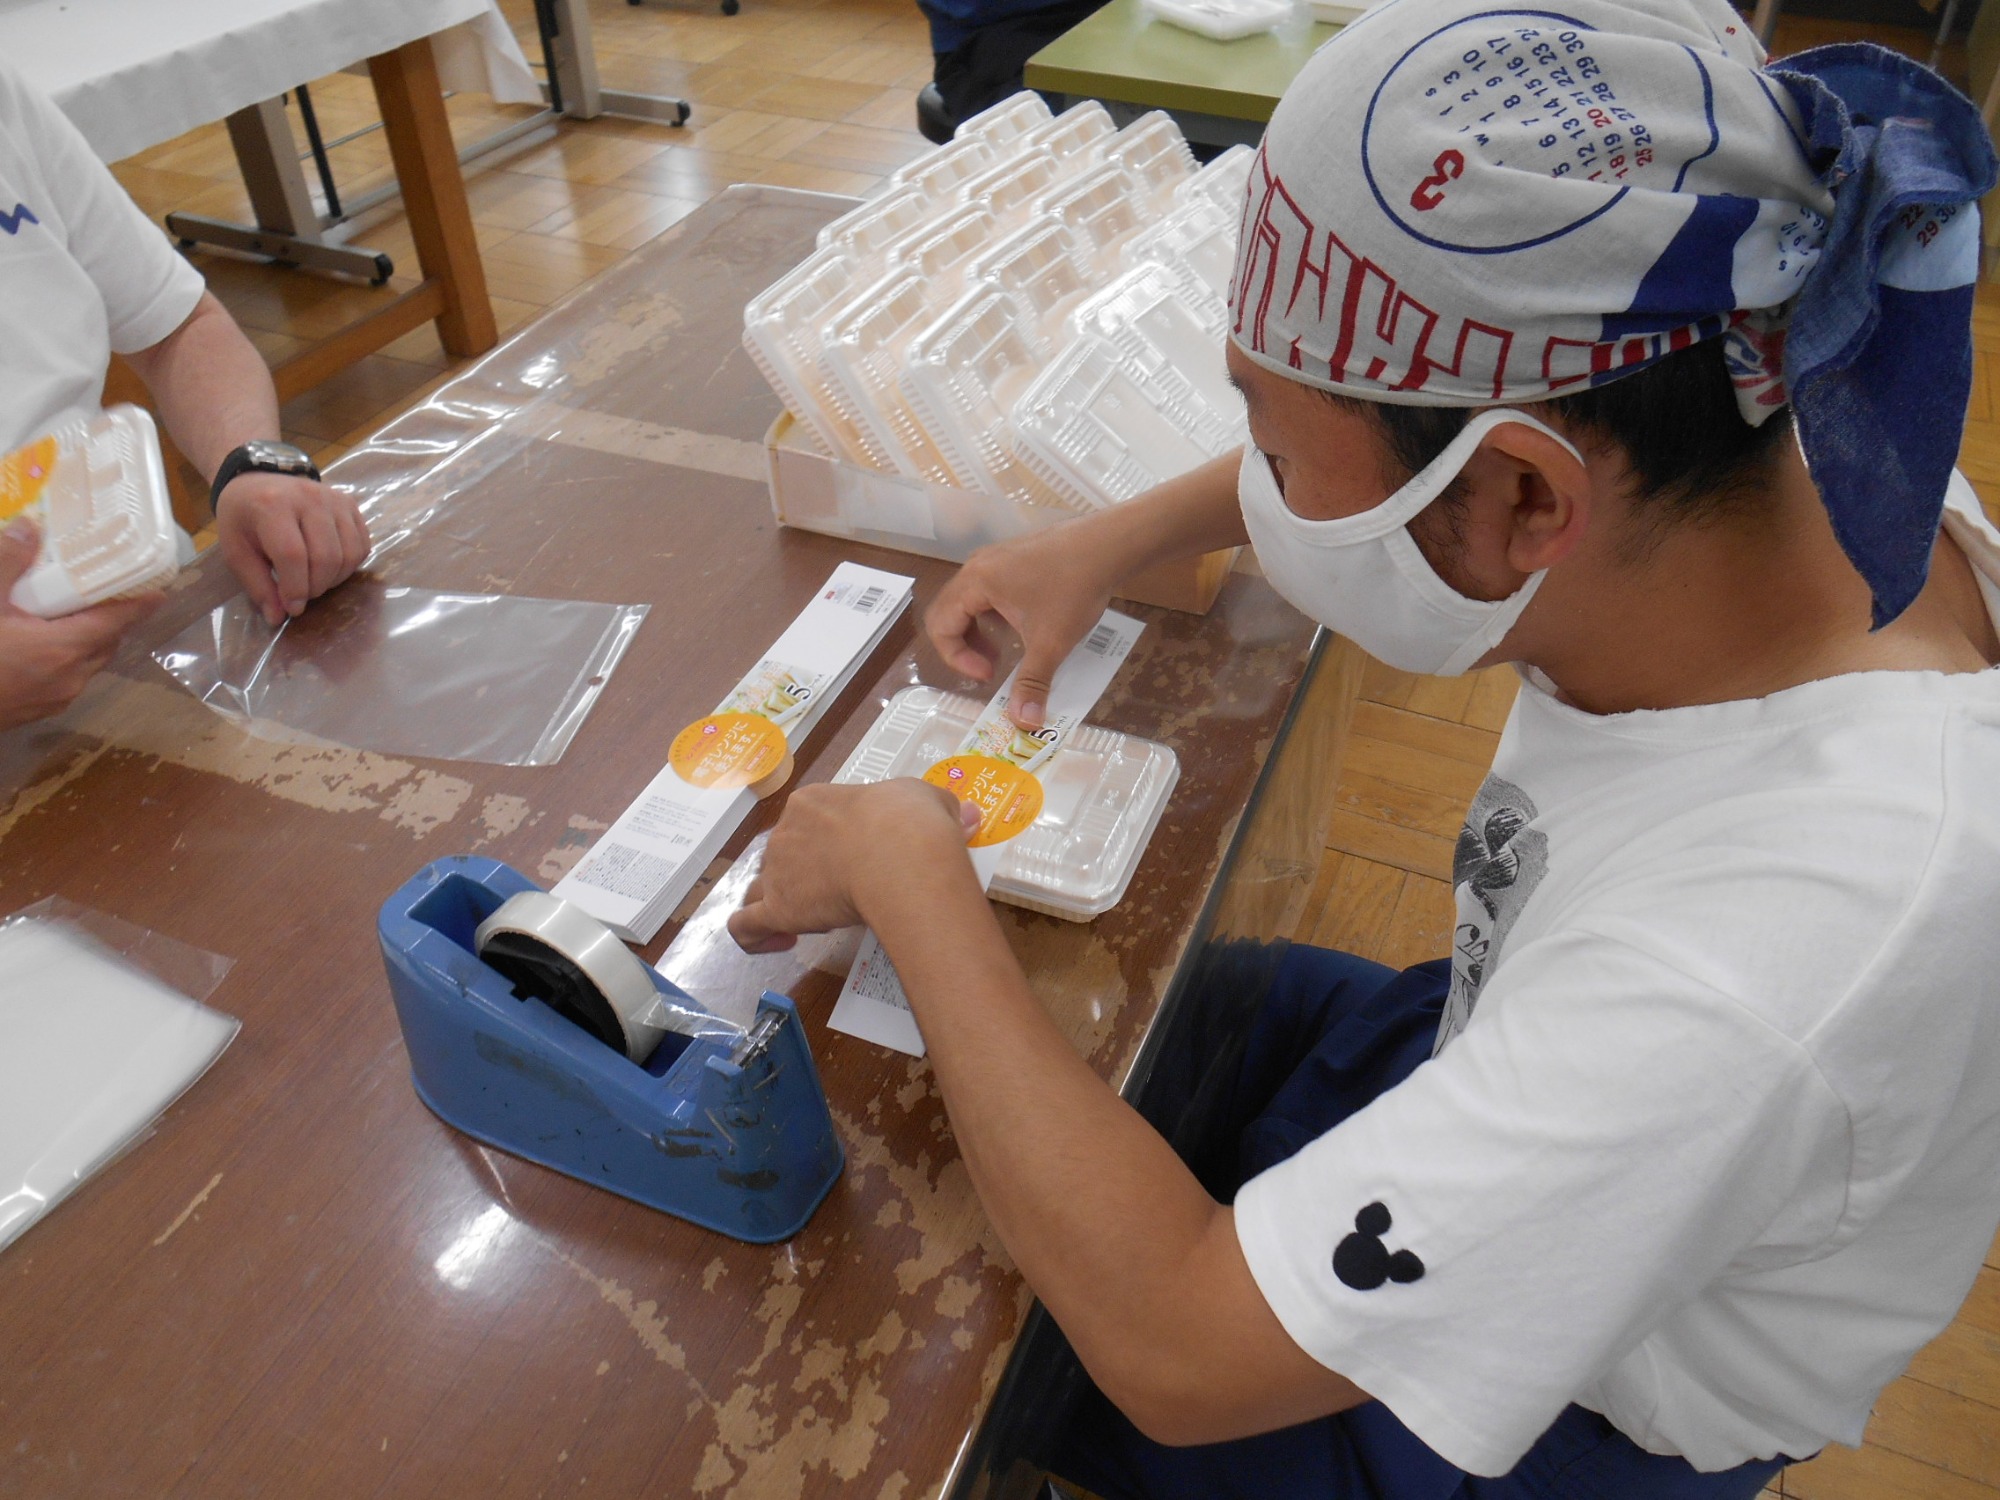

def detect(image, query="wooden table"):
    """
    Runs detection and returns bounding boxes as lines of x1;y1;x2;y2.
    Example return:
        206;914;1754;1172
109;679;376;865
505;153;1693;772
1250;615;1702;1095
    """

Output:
1024;0;1342;148
0;186;1359;1500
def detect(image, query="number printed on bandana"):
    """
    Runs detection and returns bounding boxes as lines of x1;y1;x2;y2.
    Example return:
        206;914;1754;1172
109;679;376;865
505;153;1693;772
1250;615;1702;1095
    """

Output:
1419;23;1655;186
1410;150;1464;211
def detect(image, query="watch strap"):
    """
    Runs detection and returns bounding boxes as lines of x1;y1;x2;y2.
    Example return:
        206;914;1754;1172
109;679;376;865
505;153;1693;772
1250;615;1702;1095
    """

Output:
210;442;321;512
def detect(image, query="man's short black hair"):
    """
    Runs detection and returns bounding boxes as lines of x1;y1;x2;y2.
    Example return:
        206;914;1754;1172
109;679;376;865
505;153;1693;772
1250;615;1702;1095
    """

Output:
1335;338;1796;528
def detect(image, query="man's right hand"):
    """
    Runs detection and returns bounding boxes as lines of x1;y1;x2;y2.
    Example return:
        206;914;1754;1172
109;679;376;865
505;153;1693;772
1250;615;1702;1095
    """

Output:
0;518;162;730
925;522;1119;730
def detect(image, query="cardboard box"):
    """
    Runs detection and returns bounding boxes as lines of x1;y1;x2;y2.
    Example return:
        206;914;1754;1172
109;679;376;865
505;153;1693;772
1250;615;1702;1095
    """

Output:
765;412;1236;615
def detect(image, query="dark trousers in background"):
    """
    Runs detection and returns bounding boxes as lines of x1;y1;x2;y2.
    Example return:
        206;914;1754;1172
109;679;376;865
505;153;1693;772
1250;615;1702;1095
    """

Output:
919;0;1109;125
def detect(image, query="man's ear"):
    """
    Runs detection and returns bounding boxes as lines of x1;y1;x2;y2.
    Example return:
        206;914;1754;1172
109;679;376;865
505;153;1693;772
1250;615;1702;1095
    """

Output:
1468;421;1593;574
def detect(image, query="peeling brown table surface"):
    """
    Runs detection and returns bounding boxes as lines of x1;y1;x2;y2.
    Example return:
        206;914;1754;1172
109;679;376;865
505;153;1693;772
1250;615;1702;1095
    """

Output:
0;188;1352;1500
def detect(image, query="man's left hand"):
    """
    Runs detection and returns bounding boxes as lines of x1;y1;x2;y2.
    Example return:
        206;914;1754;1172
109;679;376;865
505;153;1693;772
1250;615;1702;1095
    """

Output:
215;471;370;626
729;779;980;954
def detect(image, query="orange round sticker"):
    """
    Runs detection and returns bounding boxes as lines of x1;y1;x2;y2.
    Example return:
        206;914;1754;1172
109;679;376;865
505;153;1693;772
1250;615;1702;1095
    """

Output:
669;713;788;790
923;754;1045;848
0;436;57;522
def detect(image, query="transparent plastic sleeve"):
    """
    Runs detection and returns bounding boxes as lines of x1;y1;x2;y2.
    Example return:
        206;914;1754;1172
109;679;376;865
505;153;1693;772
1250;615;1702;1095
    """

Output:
0;898;237;1255
653;834;859;1033
152;584;648;767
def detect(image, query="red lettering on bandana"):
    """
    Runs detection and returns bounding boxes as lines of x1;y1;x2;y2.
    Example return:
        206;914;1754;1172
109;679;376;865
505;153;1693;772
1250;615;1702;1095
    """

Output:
1235;153;1515;398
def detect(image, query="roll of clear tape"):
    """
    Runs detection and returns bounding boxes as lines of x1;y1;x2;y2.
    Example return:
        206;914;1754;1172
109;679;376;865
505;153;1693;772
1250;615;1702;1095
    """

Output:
474;891;667;1063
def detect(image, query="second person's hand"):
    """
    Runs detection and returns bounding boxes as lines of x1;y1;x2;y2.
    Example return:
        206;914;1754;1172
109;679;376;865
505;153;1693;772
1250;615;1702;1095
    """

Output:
215;472;370;627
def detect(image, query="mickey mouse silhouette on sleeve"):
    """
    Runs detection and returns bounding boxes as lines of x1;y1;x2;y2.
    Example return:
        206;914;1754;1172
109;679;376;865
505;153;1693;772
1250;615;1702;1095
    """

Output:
1334;1202;1426;1290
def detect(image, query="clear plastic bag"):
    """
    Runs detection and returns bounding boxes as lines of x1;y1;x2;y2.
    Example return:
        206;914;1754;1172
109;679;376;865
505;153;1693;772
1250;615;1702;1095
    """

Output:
153;583;647;767
0;898;237;1254
652;833;860;1033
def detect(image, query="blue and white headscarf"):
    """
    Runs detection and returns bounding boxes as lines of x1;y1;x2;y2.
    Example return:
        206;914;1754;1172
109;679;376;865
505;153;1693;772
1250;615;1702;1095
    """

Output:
1231;0;1997;625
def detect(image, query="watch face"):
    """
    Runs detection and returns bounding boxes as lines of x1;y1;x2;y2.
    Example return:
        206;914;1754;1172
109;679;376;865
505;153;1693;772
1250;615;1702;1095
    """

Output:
245;440;313;474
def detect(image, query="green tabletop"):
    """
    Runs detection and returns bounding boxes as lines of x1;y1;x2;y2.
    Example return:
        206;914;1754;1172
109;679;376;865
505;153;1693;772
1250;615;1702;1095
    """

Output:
1024;0;1341;124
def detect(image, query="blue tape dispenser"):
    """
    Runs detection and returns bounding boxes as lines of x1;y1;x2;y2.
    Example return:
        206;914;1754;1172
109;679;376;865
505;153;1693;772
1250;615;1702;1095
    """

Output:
377;855;843;1243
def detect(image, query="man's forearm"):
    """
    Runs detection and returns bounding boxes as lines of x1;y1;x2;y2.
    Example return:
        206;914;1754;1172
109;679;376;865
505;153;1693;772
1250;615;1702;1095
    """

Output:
1071;449;1249;584
860;844;1365;1440
122;292;282;482
864;855;1223;1394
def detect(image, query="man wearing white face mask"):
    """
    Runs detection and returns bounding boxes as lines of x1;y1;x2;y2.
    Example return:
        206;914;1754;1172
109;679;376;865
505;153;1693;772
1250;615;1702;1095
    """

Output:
728;2;2000;1495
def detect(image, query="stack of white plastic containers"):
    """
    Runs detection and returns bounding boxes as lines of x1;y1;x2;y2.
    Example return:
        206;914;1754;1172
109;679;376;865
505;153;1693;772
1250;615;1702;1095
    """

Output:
744;94;1252;518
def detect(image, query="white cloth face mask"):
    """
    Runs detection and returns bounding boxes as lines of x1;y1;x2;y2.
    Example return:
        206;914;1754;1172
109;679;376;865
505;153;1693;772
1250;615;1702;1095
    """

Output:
1237;408;1583;677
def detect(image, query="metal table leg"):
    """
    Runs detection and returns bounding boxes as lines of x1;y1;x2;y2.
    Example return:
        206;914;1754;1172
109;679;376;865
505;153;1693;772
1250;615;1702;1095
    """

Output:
548;0;691;125
163;96;394;283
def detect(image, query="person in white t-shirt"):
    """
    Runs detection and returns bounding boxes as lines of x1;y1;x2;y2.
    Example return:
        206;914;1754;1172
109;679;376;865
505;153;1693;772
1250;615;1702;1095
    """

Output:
0;60;368;731
723;3;2000;1496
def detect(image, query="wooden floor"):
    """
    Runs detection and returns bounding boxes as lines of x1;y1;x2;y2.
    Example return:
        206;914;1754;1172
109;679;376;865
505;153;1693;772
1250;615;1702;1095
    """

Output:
105;1;2000;1493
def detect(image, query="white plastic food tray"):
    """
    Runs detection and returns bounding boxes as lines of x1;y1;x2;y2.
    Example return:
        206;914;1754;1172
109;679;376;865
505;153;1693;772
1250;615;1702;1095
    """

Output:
1074;263;1238;424
742;246;881;466
818;270;958;483
1178;143;1256;215
6;405;178;618
1144;0;1294;41
1128;197;1240;304
901;286;1069;507
957;91;1053;149
1009;336;1239;508
833;686;1179;921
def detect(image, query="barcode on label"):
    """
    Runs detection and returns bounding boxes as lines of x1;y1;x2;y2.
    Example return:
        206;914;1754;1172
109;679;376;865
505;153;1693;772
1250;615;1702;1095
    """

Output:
853;586;886;614
1082;623;1118;656
572;842;676;903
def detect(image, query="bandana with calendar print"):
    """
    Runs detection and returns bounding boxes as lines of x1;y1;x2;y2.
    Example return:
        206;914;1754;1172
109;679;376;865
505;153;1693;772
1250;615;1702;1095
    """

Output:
1231;0;1998;625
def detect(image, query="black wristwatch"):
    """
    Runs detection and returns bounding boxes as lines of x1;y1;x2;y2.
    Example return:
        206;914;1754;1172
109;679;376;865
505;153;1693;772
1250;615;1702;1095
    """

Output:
210;440;320;510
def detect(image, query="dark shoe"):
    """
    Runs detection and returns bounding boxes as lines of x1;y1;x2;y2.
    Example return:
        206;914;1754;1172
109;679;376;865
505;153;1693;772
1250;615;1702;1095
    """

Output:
917;81;954;144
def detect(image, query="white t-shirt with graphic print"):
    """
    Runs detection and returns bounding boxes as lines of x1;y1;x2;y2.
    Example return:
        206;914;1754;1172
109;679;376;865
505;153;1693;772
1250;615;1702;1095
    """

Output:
1235;474;2000;1476
0;60;204;452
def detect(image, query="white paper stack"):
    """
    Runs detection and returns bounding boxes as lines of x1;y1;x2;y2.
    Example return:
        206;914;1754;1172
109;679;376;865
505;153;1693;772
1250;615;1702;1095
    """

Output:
554;563;914;943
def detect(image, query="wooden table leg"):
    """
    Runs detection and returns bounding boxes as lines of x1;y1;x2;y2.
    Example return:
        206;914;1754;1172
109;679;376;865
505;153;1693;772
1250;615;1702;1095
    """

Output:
367;36;499;358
